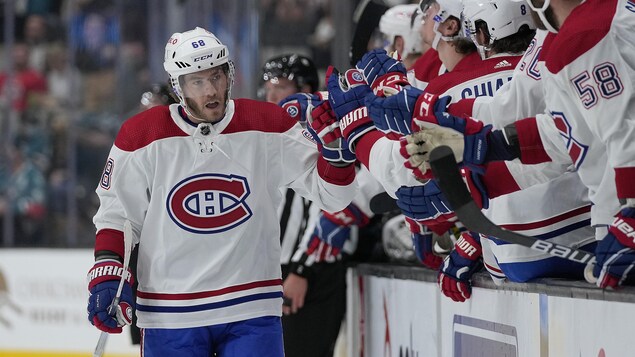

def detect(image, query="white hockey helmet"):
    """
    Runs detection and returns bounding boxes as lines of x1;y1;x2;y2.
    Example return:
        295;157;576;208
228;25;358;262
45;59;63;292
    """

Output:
381;214;417;263
163;27;235;115
520;0;558;33
379;4;424;58
419;0;464;50
462;0;536;58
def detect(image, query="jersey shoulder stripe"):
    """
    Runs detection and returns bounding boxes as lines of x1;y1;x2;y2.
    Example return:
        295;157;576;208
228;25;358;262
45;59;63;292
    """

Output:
223;98;297;134
114;105;188;152
544;0;616;74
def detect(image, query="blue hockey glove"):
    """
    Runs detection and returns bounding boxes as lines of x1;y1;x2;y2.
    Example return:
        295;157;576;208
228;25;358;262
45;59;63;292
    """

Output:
306;212;352;262
411;228;444;269
87;259;135;333
438;231;483;302
279;92;328;127
326;67;375;150
395;182;456;225
364;86;423;135
355;48;409;96
309;100;356;165
593;208;635;288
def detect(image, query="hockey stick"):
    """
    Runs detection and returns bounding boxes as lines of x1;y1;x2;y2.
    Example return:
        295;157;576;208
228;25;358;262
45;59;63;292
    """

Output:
93;220;134;357
428;145;596;269
370;192;399;214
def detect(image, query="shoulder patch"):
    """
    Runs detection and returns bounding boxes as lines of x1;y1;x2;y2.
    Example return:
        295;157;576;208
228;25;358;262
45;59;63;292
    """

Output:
224;98;297;134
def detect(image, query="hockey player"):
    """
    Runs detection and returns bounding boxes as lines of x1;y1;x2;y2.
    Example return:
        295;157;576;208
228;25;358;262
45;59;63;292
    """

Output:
86;27;357;357
378;3;425;69
407;0;635;288
425;0;595;300
261;53;351;357
331;0;534;272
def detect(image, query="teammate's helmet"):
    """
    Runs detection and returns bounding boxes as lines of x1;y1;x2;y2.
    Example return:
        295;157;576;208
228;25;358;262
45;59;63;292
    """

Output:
381;214;417;263
378;4;424;58
163;27;235;112
419;0;464;49
262;54;319;93
462;0;536;54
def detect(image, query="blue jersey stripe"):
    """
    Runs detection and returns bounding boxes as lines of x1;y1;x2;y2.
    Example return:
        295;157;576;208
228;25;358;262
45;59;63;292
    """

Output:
136;291;283;313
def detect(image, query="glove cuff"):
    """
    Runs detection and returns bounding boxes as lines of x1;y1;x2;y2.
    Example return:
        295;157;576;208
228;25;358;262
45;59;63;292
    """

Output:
339;107;374;151
87;259;134;290
454;232;482;260
609;210;635;249
372;72;409;97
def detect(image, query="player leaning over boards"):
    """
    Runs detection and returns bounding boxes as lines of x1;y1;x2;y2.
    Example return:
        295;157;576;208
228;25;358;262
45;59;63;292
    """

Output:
408;0;635;288
85;27;357;357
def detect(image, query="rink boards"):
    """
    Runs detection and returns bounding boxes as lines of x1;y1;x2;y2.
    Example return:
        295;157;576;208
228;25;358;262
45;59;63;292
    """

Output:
347;263;635;357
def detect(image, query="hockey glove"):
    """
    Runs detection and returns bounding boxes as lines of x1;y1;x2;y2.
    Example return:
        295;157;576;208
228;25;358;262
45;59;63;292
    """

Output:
306;212;351;263
308;100;356;165
326;68;375;151
87;259;135;333
279;91;328;127
438;231;483;302
395;182;456;225
364;86;423;136
593;208;635;288
355;48;409;96
411;228;444;270
306;204;369;262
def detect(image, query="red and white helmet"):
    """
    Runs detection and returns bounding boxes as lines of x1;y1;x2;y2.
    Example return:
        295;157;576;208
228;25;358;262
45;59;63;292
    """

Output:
163;27;235;112
462;0;536;58
379;4;424;58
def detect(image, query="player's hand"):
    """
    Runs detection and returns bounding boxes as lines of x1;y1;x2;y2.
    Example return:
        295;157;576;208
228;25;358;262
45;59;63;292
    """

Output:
326;67;375;150
355;48;409;96
364;86;422;136
395;182;455;225
87;259;135;333
282;273;309;315
409;94;493;173
306;211;353;262
279;91;328;126
438;231;483;302
411;229;444;270
309;100;356;165
399;126;466;179
593;208;635;288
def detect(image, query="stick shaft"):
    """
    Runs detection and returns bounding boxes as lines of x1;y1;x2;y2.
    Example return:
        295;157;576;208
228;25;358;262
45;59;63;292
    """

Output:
429;146;595;265
92;220;135;357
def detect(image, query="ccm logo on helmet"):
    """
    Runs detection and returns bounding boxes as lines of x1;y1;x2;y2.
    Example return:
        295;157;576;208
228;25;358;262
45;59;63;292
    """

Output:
194;54;214;62
167;173;252;234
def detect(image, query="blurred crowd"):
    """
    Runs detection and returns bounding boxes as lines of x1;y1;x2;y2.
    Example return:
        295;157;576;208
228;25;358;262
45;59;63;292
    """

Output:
0;0;338;248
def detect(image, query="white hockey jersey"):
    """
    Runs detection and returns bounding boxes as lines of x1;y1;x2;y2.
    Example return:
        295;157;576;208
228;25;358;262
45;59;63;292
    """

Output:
466;30;595;279
535;0;633;224
92;100;358;328
356;52;522;196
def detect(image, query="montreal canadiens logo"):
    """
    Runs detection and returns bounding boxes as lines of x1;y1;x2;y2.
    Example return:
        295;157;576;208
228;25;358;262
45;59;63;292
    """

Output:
286;104;299;118
301;129;316;143
166;173;252;234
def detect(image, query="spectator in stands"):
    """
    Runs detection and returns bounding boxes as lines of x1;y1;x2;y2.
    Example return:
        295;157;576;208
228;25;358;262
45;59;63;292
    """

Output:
0;42;48;115
0;139;47;246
